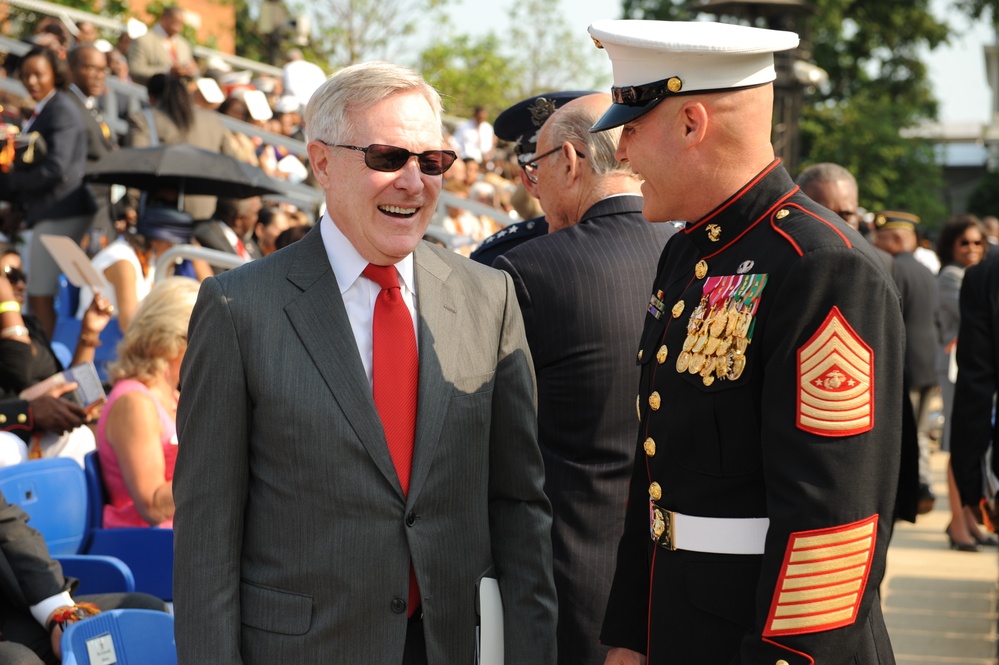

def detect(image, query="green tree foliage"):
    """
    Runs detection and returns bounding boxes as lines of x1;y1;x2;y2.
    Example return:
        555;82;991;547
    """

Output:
418;0;610;122
506;0;610;97
967;169;999;217
619;0;954;227
306;0;450;67
420;33;522;119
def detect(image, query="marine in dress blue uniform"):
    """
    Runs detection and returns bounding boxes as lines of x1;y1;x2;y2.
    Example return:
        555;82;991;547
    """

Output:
589;20;903;665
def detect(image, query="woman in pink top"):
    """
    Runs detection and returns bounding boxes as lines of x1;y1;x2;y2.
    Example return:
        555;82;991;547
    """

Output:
96;277;200;527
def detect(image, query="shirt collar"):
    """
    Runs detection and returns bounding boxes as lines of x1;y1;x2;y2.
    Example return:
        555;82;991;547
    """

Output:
29;89;57;119
69;84;94;108
320;213;415;295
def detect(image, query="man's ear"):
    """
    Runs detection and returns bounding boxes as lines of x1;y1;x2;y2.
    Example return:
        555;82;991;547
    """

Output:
561;141;582;183
307;141;332;189
679;101;708;146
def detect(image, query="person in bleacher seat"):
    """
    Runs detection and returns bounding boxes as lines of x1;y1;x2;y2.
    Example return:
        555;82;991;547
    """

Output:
94;277;198;528
0;246;113;467
0;490;167;665
75;202;194;332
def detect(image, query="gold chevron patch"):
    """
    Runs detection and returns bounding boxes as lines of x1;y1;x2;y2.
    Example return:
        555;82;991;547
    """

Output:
763;515;878;637
796;307;873;437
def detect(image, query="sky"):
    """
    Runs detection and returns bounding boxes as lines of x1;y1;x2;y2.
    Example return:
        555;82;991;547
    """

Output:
440;0;996;126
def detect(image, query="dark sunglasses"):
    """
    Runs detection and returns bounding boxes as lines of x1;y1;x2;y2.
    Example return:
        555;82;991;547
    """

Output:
3;265;25;285
322;141;457;176
958;238;984;247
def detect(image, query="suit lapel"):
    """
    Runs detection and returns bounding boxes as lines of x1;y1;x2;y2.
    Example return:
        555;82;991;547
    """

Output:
283;230;401;495
407;243;457;502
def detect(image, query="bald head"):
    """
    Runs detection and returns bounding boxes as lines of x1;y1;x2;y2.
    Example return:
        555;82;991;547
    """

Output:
797;163;860;229
613;83;775;223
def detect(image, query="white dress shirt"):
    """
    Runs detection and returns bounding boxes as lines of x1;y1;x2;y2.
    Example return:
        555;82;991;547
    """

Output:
319;213;418;388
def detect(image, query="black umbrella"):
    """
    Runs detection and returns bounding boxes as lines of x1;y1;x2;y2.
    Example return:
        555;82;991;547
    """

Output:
85;144;282;203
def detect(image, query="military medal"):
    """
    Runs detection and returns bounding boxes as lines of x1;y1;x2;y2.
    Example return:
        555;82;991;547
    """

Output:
676;350;692;372
675;273;768;385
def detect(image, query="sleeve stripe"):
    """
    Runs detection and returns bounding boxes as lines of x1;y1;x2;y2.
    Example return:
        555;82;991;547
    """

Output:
764;516;878;637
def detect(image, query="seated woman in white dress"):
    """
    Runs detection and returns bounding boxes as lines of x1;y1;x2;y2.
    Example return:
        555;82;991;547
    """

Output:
76;204;194;331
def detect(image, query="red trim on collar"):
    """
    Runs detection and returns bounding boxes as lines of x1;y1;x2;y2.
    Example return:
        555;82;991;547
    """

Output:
685;159;782;235
702;187;797;259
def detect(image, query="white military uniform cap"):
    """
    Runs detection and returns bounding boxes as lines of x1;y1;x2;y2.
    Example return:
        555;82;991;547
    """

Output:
588;20;799;131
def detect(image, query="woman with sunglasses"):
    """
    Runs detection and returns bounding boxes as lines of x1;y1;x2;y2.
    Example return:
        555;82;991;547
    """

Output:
0;245;113;466
937;215;990;550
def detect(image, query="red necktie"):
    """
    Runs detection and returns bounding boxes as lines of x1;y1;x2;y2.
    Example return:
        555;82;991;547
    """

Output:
235;238;251;260
363;263;420;614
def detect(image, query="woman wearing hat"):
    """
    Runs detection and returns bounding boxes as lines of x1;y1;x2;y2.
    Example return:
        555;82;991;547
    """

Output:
76;201;194;332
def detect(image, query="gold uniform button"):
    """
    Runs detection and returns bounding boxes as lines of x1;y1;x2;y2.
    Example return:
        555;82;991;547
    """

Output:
644;437;656;457
694;260;708;279
17;413;27;424
0;414;6;424
637;349;643;362
667;76;682;93
656;345;668;364
649;482;662;501
648;391;661;411
671;301;684;318
776;209;790;220
776;661;790;665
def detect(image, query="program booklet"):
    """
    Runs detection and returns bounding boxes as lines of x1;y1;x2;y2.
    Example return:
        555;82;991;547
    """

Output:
20;361;106;408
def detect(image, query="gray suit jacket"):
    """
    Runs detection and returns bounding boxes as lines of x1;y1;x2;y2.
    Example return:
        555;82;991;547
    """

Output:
174;226;558;664
127;28;194;86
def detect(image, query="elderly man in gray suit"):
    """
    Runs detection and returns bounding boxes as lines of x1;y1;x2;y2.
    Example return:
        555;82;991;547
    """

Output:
173;61;558;664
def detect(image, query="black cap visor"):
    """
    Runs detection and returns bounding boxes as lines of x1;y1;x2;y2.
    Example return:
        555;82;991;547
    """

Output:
590;96;666;132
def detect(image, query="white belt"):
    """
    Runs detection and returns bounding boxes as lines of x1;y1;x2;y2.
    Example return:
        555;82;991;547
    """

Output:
651;505;769;555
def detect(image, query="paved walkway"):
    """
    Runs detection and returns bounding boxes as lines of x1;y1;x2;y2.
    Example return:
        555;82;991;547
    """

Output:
885;449;998;664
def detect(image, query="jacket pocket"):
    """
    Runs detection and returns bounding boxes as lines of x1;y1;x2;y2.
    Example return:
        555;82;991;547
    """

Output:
240;579;313;635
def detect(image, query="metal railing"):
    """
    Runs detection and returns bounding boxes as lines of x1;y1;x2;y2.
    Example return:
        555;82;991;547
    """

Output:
155;244;245;282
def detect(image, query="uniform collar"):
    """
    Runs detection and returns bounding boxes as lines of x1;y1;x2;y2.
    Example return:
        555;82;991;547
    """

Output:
683;159;796;257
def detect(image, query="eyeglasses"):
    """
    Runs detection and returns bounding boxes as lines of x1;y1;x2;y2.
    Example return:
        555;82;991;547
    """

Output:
522;144;586;184
958;238;984;247
321;142;457;176
2;265;25;285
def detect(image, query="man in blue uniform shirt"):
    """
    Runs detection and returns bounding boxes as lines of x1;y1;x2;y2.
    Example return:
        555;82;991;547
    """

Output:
589;20;903;665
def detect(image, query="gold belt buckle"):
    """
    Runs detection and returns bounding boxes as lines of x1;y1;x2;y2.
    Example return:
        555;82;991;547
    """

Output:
650;502;677;551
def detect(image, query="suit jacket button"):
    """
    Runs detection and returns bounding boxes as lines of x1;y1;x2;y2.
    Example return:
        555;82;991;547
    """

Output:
405;512;417;527
391;598;407;614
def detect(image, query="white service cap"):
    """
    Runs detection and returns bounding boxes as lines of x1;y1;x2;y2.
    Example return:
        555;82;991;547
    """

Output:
588;20;799;131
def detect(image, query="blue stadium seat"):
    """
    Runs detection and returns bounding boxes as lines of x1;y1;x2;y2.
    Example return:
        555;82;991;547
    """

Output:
82;452;174;601
0;458;88;555
51;275;124;382
60;609;176;665
55;554;136;595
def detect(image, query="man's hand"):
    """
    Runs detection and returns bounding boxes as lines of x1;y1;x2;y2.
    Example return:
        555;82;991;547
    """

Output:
604;647;646;665
30;385;87;434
